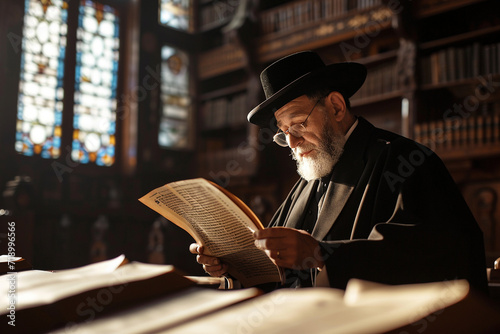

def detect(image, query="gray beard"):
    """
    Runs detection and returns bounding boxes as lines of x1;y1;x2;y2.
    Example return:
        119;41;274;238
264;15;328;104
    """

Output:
292;126;346;181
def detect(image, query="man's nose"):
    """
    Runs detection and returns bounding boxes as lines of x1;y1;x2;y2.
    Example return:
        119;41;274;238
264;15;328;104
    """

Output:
287;134;303;148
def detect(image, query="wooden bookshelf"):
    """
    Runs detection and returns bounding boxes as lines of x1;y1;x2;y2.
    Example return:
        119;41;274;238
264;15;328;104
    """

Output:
416;0;488;19
201;92;249;130
198;43;246;79
258;4;394;62
419;25;500;51
435;145;500;161
351;90;405;107
420;42;500;86
199;82;248;101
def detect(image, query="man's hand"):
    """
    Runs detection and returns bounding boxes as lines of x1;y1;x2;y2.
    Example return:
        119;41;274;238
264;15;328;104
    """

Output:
254;227;324;270
189;243;228;277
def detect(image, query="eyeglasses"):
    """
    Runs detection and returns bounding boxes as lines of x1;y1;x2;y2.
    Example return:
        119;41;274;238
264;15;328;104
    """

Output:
273;99;321;147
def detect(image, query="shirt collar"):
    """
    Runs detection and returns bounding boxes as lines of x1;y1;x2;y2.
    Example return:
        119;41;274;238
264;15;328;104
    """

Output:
344;118;358;141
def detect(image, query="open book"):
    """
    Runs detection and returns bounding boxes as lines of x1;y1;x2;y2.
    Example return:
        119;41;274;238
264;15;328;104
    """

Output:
163;278;500;334
139;178;283;287
44;276;500;334
0;255;261;333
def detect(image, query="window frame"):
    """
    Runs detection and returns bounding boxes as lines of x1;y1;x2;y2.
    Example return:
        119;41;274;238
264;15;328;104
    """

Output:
3;0;139;178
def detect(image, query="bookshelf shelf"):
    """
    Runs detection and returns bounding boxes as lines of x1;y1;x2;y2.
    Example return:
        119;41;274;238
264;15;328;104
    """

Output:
420;74;500;93
257;5;394;62
351;90;404;107
200;82;248;101
416;0;488;19
198;43;246;80
419;25;500;51
436;144;500;161
354;49;399;66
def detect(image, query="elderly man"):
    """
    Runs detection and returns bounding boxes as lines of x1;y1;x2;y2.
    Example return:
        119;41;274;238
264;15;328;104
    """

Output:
191;51;488;293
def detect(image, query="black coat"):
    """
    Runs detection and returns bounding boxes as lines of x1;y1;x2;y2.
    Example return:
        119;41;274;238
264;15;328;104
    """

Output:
269;117;488;294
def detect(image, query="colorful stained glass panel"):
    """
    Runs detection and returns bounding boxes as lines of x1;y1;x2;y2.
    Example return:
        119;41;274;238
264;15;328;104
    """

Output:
159;0;192;32
15;0;68;158
72;0;119;166
159;45;191;149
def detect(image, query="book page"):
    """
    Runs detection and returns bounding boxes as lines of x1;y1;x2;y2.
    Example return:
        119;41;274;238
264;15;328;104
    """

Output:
0;261;191;313
139;178;282;287
161;279;474;334
49;287;261;334
7;254;128;292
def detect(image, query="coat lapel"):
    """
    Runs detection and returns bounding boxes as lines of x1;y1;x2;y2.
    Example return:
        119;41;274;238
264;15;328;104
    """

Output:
284;179;318;229
312;118;374;240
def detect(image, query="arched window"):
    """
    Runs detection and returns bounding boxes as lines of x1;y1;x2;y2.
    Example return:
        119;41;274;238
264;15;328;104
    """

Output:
15;0;122;166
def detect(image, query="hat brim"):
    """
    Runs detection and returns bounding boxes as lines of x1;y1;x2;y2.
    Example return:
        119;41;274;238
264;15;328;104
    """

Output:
247;62;367;129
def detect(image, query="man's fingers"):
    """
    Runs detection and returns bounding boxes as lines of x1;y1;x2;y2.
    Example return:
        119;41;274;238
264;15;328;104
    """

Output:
254;226;290;239
189;243;199;254
255;238;286;250
203;263;228;277
189;243;205;254
196;254;220;266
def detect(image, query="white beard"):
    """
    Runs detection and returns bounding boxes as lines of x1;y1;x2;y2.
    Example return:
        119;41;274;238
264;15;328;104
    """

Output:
292;125;346;181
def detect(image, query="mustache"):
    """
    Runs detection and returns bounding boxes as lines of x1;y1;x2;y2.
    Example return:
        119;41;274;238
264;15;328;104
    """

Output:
291;144;317;160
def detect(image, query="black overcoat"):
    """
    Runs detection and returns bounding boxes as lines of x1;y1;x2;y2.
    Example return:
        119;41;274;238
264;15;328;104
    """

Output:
269;117;488;294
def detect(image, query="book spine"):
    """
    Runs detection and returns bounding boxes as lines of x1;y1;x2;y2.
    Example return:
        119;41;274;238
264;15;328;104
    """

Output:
476;115;484;147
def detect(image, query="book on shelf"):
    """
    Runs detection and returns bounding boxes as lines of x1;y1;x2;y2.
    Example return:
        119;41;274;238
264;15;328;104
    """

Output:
139;178;284;288
421;41;500;85
414;105;500;152
352;61;398;102
0;255;261;333
198;43;245;79
202;92;248;130
259;0;383;35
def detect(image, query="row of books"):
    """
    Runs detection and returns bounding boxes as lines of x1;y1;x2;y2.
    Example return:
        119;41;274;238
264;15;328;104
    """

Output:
199;0;238;30
198;43;245;79
259;0;382;35
414;110;500;151
420;42;500;85
201;92;248;130
352;61;399;101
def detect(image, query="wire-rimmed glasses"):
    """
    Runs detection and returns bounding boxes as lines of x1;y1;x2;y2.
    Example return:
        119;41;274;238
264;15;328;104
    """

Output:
272;99;321;147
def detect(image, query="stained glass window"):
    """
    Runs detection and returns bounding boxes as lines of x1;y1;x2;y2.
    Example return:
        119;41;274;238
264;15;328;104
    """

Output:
159;0;192;32
72;0;119;166
15;0;68;158
159;45;191;149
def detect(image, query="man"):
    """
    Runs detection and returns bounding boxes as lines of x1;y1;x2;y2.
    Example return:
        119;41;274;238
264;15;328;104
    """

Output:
191;51;488;293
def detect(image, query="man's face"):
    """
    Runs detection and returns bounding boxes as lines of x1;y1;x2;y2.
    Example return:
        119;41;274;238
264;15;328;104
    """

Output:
274;95;346;181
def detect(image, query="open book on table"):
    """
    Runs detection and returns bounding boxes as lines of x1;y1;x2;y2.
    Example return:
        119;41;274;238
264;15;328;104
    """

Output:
139;178;284;287
0;255;261;333
47;277;500;334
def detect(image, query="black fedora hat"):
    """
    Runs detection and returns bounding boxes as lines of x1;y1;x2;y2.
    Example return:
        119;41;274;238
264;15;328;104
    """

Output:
247;51;367;128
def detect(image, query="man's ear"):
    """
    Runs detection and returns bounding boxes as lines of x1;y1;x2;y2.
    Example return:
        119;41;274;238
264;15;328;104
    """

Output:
325;91;346;121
